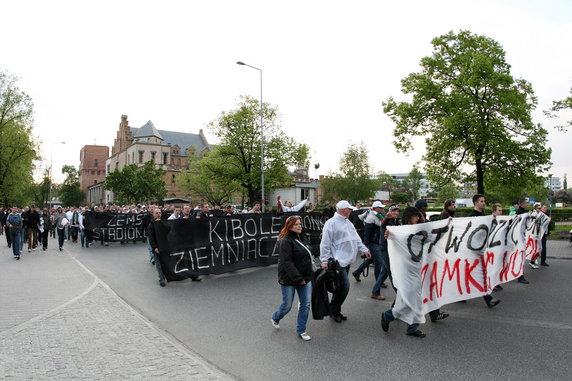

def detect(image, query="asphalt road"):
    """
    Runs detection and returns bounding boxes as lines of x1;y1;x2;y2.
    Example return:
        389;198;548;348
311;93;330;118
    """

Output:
72;241;572;381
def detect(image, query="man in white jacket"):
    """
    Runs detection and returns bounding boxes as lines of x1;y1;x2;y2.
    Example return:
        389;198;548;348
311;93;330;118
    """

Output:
320;200;371;322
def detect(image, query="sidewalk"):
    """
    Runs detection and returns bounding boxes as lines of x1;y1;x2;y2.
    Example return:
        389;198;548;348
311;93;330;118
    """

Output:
547;238;572;260
0;240;233;380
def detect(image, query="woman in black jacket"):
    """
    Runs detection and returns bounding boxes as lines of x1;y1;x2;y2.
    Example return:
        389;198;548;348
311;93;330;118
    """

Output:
271;215;314;341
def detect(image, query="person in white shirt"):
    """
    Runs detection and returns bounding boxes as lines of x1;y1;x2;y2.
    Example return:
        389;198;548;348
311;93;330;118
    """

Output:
277;196;308;213
320;200;371;322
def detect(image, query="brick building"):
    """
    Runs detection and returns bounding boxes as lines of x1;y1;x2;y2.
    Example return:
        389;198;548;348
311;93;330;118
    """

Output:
79;145;109;202
104;115;211;204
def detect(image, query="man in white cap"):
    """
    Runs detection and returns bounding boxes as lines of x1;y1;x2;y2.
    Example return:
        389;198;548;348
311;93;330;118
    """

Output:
320;200;372;322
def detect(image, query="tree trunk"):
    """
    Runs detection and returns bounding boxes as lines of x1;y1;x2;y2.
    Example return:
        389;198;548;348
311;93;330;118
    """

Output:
475;154;484;195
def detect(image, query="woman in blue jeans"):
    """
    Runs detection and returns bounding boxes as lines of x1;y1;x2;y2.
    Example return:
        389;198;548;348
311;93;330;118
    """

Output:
271;216;314;341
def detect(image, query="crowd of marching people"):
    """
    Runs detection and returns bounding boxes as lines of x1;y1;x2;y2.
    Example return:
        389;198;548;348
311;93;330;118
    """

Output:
2;195;551;342
271;195;552;341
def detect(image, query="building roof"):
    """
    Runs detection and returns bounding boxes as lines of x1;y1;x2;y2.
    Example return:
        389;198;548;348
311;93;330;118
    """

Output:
130;124;210;156
133;120;163;140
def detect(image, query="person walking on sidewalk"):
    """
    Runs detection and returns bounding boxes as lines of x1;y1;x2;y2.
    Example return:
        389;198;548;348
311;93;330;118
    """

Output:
39;208;50;251
54;207;69;251
6;207;23;260
271;215;314;341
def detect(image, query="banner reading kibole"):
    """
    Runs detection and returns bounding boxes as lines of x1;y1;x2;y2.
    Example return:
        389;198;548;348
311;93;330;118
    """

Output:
153;212;330;281
387;212;550;325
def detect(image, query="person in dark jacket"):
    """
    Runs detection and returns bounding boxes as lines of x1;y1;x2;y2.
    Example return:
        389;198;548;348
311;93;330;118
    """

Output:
148;207;167;287
438;199;456;220
271;215;314;341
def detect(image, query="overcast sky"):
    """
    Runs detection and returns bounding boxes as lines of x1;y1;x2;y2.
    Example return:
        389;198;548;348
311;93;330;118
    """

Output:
4;0;571;184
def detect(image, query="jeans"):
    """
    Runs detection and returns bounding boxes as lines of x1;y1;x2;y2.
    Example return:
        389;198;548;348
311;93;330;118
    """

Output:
330;266;350;316
153;252;166;283
10;230;21;257
272;282;312;334
57;228;65;249
383;308;419;333
80;229;90;248
41;230;49;249
147;238;155;262
372;249;392;295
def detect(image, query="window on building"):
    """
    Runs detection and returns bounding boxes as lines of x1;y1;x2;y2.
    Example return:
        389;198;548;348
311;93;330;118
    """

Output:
91;170;95;175
97;170;101;175
172;174;176;184
107;164;110;173
94;159;98;167
163;152;168;164
115;162;119;170
94;180;97;184
138;151;144;163
151;151;156;161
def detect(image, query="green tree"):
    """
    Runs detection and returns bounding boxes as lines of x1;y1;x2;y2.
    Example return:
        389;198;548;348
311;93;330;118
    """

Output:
544;87;572;131
178;152;241;206
25;172;51;208
484;173;547;205
202;96;309;205
383;30;551;195
0;70;38;206
104;161;166;205
320;143;381;204
401;163;424;201
59;165;85;207
391;192;410;205
436;183;460;203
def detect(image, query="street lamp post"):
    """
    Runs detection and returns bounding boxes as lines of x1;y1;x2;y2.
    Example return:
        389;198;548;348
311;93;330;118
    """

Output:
49;141;66;209
548;174;553;217
236;61;265;212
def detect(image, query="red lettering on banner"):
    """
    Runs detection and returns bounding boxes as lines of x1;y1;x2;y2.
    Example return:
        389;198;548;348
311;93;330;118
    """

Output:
428;262;439;302
499;251;509;282
511;249;524;277
526;236;540;261
439;258;462;297
421;264;429;303
464;258;485;294
480;252;495;291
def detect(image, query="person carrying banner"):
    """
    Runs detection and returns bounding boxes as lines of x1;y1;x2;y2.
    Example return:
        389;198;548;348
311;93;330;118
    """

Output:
271;215;314;341
468;194;502;307
515;198;531;283
438;199;456;220
244;202;261;214
320;200;371;323
168;207;182;220
148;207;167;287
381;206;426;337
351;201;386;300
538;204;550;267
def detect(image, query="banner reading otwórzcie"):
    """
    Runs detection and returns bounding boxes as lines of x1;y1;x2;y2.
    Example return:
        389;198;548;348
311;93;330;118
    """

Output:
153;212;330;281
387;212;549;325
84;211;151;242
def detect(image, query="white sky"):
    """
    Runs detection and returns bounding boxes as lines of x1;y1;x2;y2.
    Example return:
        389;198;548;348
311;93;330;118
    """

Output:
3;0;572;184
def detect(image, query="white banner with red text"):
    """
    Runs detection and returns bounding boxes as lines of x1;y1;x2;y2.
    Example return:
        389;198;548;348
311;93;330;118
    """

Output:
387;212;550;325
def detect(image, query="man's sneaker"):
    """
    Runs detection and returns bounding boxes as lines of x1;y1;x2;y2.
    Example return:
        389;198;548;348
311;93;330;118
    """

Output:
331;315;342;323
352;273;361;282
541;262;550;267
299;332;311;341
430;312;450;322
381;283;388;288
159;280;166;287
271;319;280;329
518;277;530;284
493;285;503;291
370;294;386;300
486;298;501;308
529;261;539;269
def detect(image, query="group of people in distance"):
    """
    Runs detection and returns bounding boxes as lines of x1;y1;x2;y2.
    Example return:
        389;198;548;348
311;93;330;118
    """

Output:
271;194;550;341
